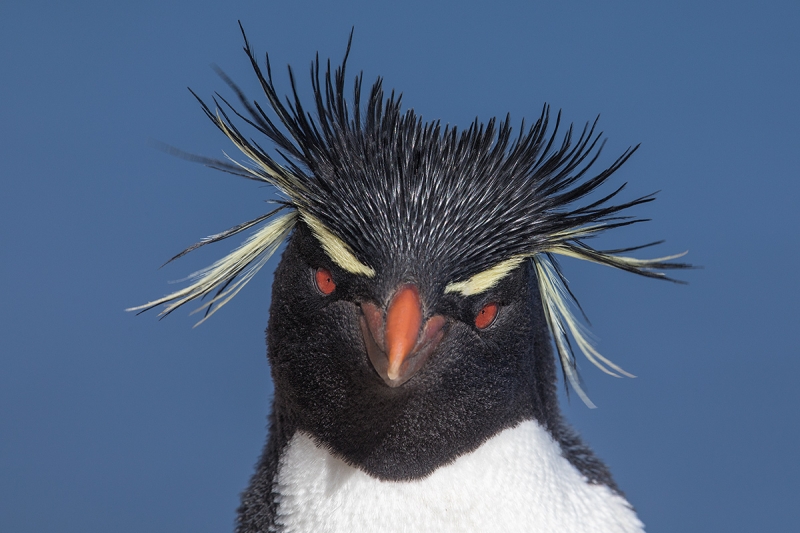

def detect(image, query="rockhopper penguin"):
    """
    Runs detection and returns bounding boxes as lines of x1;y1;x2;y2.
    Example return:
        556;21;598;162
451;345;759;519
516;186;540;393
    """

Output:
131;25;690;532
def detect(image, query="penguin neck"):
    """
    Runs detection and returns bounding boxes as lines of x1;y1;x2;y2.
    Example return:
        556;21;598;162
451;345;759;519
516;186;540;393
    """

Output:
271;352;558;483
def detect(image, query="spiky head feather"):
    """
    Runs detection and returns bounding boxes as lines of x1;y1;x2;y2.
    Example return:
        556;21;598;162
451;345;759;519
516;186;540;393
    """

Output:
129;24;690;405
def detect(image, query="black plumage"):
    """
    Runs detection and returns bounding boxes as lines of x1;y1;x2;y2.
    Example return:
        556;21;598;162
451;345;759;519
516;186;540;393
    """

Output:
132;24;690;532
186;29;684;293
236;225;618;531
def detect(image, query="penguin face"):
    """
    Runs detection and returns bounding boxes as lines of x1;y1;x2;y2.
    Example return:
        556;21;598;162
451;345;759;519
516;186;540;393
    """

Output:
267;223;542;480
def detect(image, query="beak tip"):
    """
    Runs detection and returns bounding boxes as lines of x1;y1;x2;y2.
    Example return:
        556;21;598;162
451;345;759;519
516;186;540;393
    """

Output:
386;362;400;381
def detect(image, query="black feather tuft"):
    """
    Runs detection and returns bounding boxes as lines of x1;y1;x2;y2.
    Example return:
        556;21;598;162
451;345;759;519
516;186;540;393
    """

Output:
132;25;691;398
188;25;690;291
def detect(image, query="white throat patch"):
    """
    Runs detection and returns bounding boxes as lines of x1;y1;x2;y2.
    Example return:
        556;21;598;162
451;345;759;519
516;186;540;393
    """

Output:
273;420;644;532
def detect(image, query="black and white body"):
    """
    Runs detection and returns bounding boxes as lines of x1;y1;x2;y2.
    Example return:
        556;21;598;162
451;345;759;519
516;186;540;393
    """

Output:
131;25;688;532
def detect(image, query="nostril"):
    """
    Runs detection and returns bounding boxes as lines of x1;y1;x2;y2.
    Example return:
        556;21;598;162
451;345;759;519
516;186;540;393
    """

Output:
420;315;447;348
360;301;385;350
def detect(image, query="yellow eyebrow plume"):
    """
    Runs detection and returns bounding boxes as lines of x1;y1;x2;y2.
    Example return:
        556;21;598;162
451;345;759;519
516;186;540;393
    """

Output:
444;256;527;296
302;213;376;277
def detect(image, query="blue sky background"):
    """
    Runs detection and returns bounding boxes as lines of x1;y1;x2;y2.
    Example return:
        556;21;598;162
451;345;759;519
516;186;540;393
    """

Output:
2;1;798;531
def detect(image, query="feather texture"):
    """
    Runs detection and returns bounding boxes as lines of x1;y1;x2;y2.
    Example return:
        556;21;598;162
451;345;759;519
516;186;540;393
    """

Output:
131;23;690;398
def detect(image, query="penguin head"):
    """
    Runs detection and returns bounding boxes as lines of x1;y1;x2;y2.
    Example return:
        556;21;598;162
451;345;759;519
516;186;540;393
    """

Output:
130;26;690;477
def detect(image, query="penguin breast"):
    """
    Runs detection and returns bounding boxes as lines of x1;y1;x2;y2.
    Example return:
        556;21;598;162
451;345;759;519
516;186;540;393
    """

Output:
273;420;644;533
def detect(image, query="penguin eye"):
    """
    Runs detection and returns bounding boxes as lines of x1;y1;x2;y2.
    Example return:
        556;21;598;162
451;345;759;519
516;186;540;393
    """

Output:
314;268;336;295
474;302;498;329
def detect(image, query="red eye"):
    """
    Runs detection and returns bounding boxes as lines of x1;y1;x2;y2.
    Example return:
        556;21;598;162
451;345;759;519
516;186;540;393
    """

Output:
315;268;336;295
475;303;498;329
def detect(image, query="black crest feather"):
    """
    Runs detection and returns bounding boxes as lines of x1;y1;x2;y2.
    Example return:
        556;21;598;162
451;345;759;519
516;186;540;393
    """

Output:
130;23;691;404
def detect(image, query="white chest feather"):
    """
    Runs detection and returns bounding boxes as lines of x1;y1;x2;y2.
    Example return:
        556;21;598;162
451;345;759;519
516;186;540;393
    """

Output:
273;420;644;532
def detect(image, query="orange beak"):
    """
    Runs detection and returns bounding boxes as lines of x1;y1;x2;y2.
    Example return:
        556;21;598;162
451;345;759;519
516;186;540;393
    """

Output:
385;286;424;380
360;285;446;387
